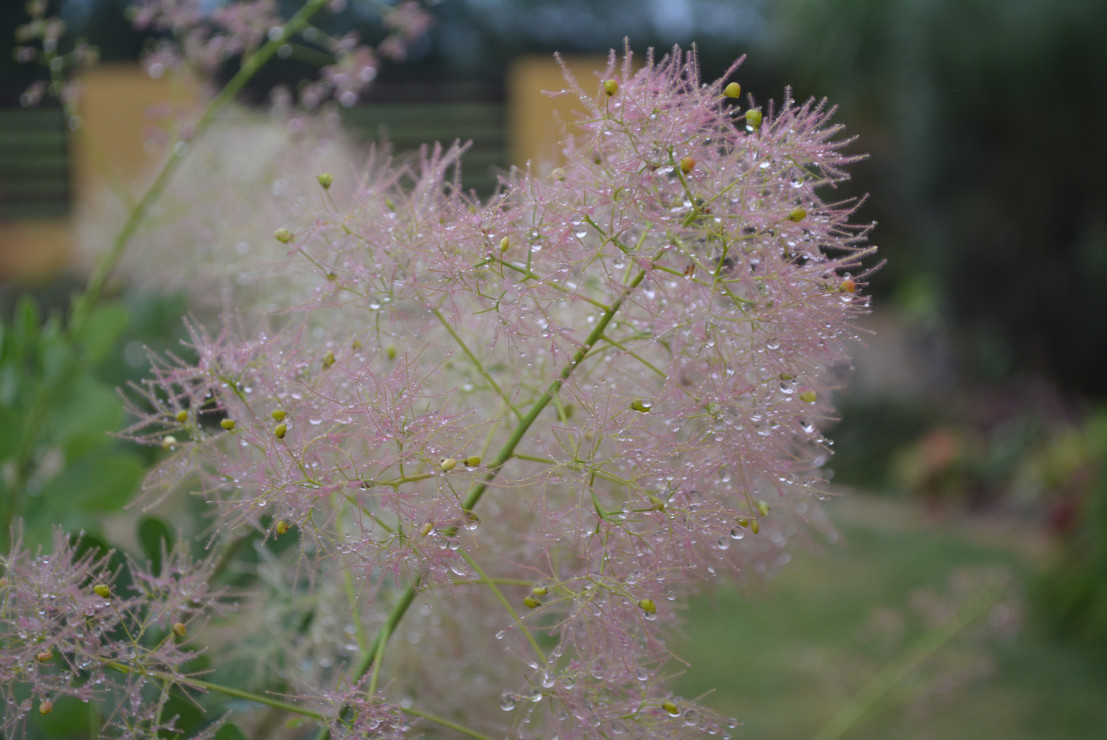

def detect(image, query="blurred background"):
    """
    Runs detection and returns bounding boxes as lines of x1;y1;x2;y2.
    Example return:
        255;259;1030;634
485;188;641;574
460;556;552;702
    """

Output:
2;0;1106;737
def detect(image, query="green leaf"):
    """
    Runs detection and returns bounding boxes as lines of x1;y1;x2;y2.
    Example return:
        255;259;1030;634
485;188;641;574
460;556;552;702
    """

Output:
214;723;250;740
78;302;130;365
31;452;145;521
49;374;123;459
138;516;174;571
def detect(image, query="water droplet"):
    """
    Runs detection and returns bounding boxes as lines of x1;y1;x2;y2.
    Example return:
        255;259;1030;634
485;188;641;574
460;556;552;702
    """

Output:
499;692;516;711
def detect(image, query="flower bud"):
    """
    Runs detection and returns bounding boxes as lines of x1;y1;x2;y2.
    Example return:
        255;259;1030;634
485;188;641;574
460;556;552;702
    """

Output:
637;598;657;614
316;172;334;189
679;156;696;174
661;700;679;716
271;409;287;422
274;423;287;440
799;390;817;404
750;519;761;534
220;418;236;431
787;207;807;222
36;648;53;662
839;278;856;293
499;236;510;252
439;457;458;472
524;595;542;609
174;410;188;423
745;109;763;129
322;350;336;369
630;399;653;413
464;455;482;468
756;499;770;517
419;521;434;537
93;584;111;598
273;228;293;244
724;82;742;98
603;79;619;96
276;520;290;536
161;435;178;450
39;699;53;715
172;622;187;637
531;585;548;597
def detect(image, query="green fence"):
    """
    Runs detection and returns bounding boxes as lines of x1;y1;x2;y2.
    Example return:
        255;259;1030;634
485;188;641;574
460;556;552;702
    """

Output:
0;105;70;219
342;100;508;196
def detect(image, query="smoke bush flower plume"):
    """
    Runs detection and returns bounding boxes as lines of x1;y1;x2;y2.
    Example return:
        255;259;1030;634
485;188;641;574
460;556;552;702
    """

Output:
4;46;875;737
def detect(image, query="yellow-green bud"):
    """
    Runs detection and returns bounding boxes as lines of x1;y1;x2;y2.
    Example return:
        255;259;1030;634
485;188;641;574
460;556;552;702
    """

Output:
273;227;294;244
499;236;510;252
172;622;187;637
174;410;188;423
419;521;434;537
386;345;397;361
531;585;548;597
661;700;679;716
271;409;287;422
274;423;287;440
799;390;817;404
787;207;807;222
39;699;53;715
745;109;763;129
638;598;657;614
648;495;666;511
317;172;334;189
524;595;542;609
220;418;236;431
464;455;482;468
724;81;742;98
276;520;290;536
36;648;53;662
750;519;761;534
161;435;178;450
840;278;857;294
603;79;619;96
757;499;770;517
322;350;336;369
439;457;458;472
93;584;111;598
679;156;696;173
630;399;653;413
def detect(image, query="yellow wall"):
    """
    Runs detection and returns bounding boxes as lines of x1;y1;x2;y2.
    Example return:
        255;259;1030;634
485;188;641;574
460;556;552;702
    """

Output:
2;57;611;282
1;64;196;283
507;55;610;170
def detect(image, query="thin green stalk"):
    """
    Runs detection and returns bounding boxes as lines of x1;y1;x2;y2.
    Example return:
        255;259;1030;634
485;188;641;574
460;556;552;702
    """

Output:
313;581;420;739
102;661;325;720
459;548;546;663
316;259;657;738
70;0;331;331
432;308;523;420
811;588;1001;740
399;706;498;740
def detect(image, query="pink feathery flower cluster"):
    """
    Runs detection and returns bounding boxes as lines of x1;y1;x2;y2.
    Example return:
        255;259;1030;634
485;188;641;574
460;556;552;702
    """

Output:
129;0;431;109
122;46;875;736
0;529;226;735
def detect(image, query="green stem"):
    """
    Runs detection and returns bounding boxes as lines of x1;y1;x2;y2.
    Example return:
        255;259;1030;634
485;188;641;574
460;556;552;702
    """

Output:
811;588;1001;740
313;581;420;739
432;308;523;420
459;548;546;663
102;661;325;720
69;0;331;332
316;260;657;738
399;706;497;740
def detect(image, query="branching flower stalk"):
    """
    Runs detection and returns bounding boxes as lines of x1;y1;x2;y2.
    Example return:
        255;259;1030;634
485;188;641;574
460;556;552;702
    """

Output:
71;0;333;332
4;43;877;738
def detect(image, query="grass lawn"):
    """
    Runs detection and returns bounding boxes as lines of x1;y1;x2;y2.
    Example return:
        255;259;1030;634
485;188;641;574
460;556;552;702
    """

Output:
674;493;1107;739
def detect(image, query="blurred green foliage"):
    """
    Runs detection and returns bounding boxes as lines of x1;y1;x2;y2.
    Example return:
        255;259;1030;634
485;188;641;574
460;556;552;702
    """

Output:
0;292;188;552
763;0;1107;394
